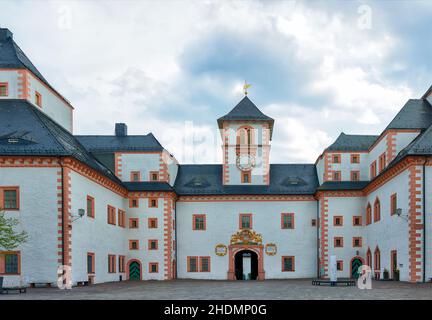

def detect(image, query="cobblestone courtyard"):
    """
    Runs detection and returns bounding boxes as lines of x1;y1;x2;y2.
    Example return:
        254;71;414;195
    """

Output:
1;279;431;300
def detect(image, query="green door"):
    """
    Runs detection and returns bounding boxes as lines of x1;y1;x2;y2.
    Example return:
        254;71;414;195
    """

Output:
351;258;363;279
129;261;141;280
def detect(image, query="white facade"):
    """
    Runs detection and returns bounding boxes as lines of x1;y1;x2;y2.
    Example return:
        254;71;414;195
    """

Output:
1;28;432;286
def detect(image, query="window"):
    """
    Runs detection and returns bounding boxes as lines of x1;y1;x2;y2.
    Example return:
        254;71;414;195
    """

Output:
332;154;341;163
187;257;198;272
149;263;158;273
200;257;210;272
118;209;126;228
378;153;386;172
374;198;381;222
370;161;377;179
353;237;362;247
236;126;254;155
108;254;116;273
0;251;20;274
107;205;116;225
148;218;158;229
129;198;139;208
150;171;159;181
311;219;317;227
282;256;295;272
353;216;362;226
130;171;141;182
129;240;139;250
281;213;294;229
1;187;19;210
366;203;372;225
336;260;343;271
148;239;158;250
333;216;343;226
367;249;372;268
0;83;8;96
192;214;206;230
129;218;139;229
334;237;344;248
35;91;42;107
351;171;360;181
239;214;252;229
149;198;158;208
390;193;397;216
241;171;251;183
374;247;381;271
87;253;95;274
332;171;341;181
119;255;125;273
350;154;360;164
86;196;95;218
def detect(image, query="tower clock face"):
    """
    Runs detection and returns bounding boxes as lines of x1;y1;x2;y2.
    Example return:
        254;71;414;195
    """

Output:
236;154;255;171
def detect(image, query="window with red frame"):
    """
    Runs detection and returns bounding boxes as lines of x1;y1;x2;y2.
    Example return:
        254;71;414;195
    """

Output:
107;205;116;225
148;218;158;228
108;255;116;273
0;83;8;96
281;213;294;229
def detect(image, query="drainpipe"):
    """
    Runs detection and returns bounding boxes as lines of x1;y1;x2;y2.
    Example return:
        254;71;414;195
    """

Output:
422;159;427;282
174;196;178;279
60;158;65;266
316;197;320;278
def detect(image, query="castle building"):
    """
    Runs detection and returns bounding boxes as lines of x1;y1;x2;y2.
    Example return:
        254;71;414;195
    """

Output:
0;28;431;285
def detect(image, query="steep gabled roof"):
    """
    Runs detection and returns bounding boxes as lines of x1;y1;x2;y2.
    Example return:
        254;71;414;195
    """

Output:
217;96;275;138
385;99;432;130
0;99;120;184
0;28;71;107
75;134;164;153
174;164;318;195
326;133;378;152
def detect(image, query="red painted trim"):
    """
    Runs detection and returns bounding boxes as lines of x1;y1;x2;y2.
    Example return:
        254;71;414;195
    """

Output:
148;197;158;208
350;154;360;164
149;262;159;273
334;237;344;248
130;171;141;182
352;237;362;248
239;213;253;229
333;215;343;227
129;218;139;228
192;214;206;230
281;256;295;272
148;239;158;250
0;251;21;275
0;82;9;96
199;256;211;272
281;213;295;229
0;186;20;210
87;252;95;274
148;217;158;228
129;240;139;250
353;215;362;226
187;256;199;272
126;259;142;280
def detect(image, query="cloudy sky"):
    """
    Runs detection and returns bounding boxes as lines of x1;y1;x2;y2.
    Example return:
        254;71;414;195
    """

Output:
1;0;431;164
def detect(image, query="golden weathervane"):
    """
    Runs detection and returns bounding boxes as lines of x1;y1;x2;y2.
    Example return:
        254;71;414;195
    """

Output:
243;81;251;95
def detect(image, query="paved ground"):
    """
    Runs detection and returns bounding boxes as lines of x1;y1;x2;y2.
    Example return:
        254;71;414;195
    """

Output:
0;279;431;300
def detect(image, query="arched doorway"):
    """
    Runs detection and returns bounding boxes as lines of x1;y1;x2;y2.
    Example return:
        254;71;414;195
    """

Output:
234;250;258;280
127;259;142;280
350;256;364;279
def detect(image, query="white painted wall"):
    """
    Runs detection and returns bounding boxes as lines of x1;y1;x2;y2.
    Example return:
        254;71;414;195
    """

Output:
69;171;127;284
0;167;59;287
176;200;317;279
119;153;160;182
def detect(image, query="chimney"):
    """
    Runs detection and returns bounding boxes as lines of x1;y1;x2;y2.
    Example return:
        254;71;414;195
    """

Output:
115;123;128;137
0;28;13;41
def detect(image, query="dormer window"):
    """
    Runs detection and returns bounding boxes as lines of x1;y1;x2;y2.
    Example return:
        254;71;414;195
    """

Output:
242;171;251;183
35;91;42;107
150;171;159;181
0;83;8;96
130;171;140;182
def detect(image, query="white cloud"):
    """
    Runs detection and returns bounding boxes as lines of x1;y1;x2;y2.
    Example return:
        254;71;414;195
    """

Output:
0;0;421;164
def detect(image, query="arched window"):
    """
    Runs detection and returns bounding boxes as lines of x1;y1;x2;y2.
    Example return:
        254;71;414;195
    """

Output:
374;198;381;222
236;126;254;155
366;248;372;268
366;203;372;225
374;246;381;277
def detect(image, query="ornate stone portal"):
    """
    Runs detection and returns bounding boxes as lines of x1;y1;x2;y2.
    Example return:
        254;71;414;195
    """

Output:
227;229;265;280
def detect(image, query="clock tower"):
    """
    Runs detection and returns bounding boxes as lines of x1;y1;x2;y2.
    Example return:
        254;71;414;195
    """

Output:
217;96;274;185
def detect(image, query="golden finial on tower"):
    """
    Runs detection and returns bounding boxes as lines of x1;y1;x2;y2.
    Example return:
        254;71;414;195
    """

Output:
243;81;251;95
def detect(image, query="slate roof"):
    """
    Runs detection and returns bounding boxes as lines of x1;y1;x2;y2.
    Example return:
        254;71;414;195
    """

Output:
123;182;173;192
174;164;318;195
385;99;432;130
75;134;164;152
0;99;120;184
0;28;71;106
326;133;378;152
217;96;275;138
316;181;369;191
